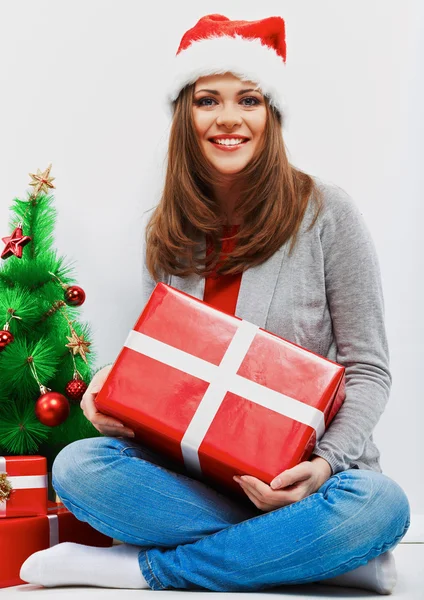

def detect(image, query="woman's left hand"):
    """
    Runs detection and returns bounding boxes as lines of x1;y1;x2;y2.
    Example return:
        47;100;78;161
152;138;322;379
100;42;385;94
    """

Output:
233;456;332;513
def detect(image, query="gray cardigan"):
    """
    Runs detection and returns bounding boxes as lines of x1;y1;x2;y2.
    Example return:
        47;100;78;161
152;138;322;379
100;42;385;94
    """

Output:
139;178;391;476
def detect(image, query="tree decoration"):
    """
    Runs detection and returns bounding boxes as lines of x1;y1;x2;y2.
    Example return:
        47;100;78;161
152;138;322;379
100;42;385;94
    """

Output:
28;164;56;196
0;472;13;503
49;271;86;307
34;391;70;427
0;164;101;456
1;226;32;260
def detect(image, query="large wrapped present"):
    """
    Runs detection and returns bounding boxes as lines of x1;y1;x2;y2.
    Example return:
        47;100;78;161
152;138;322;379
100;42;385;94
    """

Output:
0;455;48;518
0;500;113;588
95;283;345;500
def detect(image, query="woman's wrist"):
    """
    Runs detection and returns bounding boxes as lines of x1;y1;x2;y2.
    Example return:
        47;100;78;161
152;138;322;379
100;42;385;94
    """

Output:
310;455;333;484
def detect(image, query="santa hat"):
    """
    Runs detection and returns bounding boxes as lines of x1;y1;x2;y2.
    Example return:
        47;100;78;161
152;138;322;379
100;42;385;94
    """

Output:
164;14;287;120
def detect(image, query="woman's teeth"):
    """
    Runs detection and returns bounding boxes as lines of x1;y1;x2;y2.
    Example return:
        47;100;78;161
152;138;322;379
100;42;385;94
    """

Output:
211;138;246;146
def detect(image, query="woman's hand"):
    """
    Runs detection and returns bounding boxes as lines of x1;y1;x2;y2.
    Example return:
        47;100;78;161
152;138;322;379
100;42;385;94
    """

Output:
80;364;135;439
233;456;332;513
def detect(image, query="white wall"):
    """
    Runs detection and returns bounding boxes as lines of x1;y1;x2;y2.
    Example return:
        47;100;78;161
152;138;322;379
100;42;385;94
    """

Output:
1;1;422;533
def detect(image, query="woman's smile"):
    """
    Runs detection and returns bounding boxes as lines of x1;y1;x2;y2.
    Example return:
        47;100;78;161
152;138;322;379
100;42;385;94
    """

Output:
193;74;267;175
209;139;249;151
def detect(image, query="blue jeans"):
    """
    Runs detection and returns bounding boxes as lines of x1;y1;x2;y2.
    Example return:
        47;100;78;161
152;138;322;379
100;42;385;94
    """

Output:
52;436;410;592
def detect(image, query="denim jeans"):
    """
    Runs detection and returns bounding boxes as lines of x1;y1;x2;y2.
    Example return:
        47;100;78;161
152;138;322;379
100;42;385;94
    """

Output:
52;435;411;592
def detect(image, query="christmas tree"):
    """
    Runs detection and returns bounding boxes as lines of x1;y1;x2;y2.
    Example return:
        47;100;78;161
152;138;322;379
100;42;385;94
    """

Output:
0;164;102;466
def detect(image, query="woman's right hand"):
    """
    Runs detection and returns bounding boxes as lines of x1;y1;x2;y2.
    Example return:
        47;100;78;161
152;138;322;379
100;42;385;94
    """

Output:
80;364;135;438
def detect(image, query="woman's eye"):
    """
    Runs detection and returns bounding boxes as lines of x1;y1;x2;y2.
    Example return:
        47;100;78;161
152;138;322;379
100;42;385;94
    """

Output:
196;97;217;107
194;97;260;107
241;97;260;106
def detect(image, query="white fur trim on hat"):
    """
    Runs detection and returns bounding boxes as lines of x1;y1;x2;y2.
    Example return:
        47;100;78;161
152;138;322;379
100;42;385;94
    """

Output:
164;34;287;120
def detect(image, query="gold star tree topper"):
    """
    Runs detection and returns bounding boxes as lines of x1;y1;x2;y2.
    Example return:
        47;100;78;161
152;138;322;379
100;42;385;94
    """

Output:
65;327;91;365
28;163;56;197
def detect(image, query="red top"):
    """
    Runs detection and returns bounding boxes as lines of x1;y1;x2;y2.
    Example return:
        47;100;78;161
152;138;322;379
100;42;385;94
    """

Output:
203;225;242;316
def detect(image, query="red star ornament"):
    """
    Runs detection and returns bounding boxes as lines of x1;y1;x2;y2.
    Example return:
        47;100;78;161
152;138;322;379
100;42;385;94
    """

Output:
1;226;32;260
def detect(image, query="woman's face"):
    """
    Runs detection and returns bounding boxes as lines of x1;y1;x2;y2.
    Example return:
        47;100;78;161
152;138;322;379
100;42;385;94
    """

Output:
192;73;267;176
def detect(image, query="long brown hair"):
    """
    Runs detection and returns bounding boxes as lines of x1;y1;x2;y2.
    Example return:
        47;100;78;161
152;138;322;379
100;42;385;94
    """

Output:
146;82;323;282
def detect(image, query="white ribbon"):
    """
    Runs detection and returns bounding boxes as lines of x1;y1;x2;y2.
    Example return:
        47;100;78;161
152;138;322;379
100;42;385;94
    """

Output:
47;514;59;546
0;456;48;517
123;319;325;479
46;503;66;546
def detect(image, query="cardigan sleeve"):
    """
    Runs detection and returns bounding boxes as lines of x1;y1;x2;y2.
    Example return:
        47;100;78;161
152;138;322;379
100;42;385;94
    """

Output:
311;188;392;475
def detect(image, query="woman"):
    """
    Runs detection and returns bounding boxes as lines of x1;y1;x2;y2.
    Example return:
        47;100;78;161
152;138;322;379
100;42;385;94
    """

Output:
20;14;410;594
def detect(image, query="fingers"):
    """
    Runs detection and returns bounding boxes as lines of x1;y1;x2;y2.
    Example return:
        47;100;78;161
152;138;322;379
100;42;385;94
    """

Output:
83;412;135;438
235;476;281;511
236;478;266;509
80;379;134;438
240;483;264;510
272;462;313;489
95;425;135;438
235;475;303;511
237;475;272;498
81;399;134;437
80;388;105;422
79;390;98;420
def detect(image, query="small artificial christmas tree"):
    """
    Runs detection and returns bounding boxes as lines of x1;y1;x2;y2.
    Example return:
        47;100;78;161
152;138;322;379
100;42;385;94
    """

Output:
0;164;102;466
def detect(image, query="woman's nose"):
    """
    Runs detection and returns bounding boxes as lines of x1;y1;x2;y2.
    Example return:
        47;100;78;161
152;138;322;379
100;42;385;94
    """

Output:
216;105;242;128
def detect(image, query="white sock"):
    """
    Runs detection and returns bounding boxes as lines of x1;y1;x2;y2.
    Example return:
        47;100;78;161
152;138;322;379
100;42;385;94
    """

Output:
20;541;149;589
317;550;397;595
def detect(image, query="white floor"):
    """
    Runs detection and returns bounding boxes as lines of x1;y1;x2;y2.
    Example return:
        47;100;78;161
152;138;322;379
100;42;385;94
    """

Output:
1;543;423;599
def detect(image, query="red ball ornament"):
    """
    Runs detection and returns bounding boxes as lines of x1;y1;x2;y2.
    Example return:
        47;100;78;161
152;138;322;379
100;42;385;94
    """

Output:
34;391;70;426
0;329;14;351
65;285;86;306
65;377;88;403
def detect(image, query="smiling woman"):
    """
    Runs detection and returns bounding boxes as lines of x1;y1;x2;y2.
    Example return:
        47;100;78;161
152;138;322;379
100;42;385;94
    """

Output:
22;11;411;597
193;75;266;170
192;74;267;220
145;68;323;282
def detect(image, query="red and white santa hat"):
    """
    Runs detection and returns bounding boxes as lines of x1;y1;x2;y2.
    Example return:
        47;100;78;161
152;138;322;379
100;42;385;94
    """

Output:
165;14;287;120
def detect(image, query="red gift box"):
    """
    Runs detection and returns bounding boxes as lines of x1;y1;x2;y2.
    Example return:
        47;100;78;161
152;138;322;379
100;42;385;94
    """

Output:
0;500;113;589
95;283;345;499
0;455;47;518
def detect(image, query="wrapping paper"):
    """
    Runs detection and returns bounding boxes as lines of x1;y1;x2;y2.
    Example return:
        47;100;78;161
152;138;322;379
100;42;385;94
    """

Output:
0;500;113;588
96;283;345;499
0;455;47;518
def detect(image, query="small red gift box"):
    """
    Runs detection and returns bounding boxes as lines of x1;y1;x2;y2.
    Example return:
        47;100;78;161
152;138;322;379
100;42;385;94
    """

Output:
0;455;48;518
95;283;345;499
0;500;113;588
